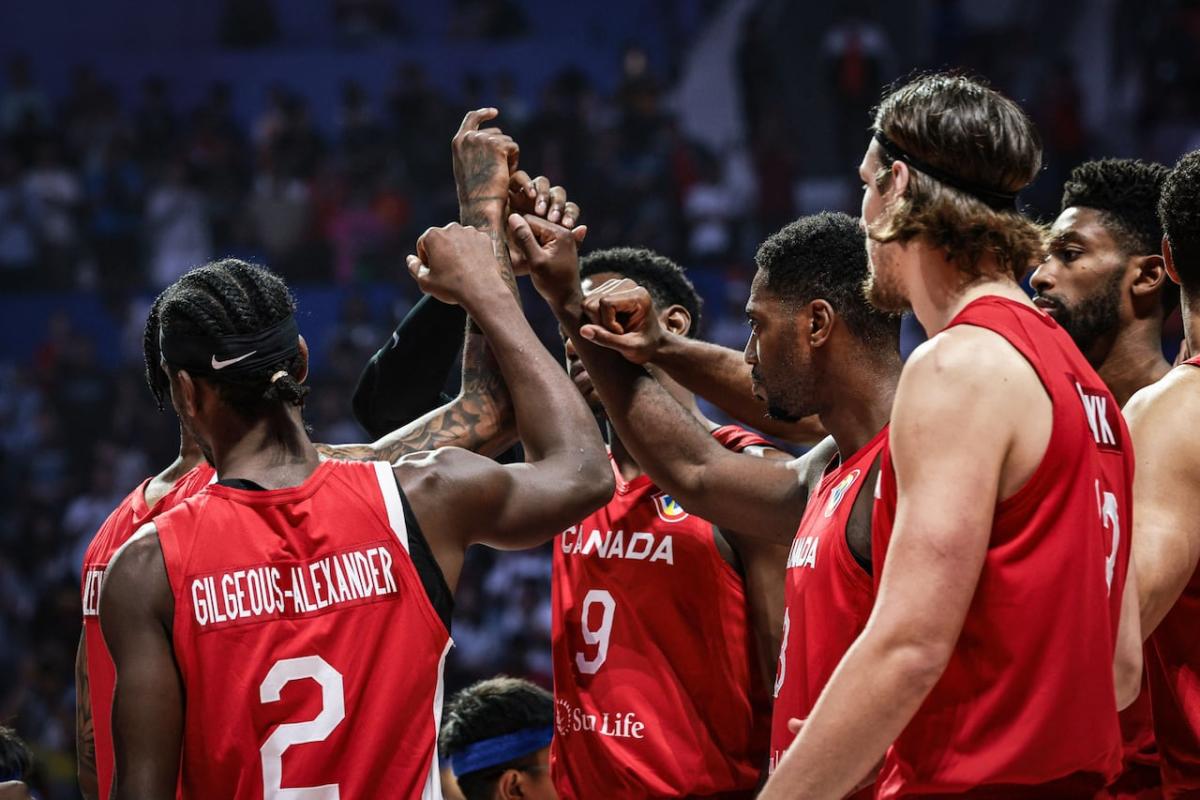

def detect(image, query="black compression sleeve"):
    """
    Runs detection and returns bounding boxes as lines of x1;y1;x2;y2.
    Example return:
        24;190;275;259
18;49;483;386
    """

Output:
352;295;467;439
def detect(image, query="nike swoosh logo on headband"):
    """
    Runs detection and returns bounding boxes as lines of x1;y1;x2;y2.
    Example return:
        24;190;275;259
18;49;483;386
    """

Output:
211;351;256;370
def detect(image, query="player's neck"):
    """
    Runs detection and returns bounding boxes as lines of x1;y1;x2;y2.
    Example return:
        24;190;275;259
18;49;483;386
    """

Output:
907;249;1032;336
1184;291;1200;358
819;347;900;457
144;426;208;507
1095;319;1170;407
208;406;321;489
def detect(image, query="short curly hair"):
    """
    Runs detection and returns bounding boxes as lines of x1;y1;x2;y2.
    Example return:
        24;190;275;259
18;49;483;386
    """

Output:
1061;159;1169;255
757;212;899;348
869;72;1045;281
1159;150;1200;298
580;247;703;338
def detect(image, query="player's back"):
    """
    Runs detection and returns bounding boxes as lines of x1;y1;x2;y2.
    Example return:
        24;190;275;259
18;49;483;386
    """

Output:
155;459;451;800
80;462;215;800
550;425;770;799
872;296;1132;797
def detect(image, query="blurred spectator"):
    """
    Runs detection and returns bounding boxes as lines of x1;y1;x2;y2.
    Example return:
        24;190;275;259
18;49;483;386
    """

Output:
145;159;211;287
0;56;49;136
0;152;36;287
23;142;82;287
823;10;890;169
449;0;527;40
134;77;178;165
334;0;400;43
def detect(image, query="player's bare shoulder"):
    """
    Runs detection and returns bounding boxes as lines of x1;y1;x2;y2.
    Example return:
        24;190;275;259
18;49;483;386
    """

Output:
1125;362;1200;446
907;323;1039;392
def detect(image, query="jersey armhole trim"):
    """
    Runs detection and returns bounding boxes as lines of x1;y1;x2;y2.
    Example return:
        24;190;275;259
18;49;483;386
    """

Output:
373;461;410;552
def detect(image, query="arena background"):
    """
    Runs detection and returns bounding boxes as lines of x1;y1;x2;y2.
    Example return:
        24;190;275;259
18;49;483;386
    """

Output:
0;0;1196;795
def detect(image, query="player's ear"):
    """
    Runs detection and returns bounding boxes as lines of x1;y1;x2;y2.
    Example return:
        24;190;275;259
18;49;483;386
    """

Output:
809;299;835;348
296;335;310;384
174;368;200;418
1163;235;1182;286
662;304;692;337
1129;253;1167;303
496;767;523;798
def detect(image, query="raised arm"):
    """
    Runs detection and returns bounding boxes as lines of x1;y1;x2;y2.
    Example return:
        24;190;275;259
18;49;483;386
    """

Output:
396;224;612;587
580;298;825;444
98;525;183;800
1127;370;1200;637
760;330;1017;800
522;252;816;544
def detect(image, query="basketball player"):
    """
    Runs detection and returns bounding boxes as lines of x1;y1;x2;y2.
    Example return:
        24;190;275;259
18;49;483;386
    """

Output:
1031;157;1171;799
76;108;574;799
504;218;783;797
99;230;610;798
761;73;1141;799
550;211;900;795
1126;148;1200;797
440;677;557;800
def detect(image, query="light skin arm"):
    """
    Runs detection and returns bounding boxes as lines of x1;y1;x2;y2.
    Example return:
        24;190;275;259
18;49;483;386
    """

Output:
586;305;825;444
760;332;1019;800
397;224;612;590
98;524;183;800
1128;371;1200;637
75;632;99;800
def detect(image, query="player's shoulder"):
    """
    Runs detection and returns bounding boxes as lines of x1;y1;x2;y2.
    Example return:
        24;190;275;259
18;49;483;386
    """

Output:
1125;363;1200;434
83;484;147;565
902;325;1037;403
104;521;163;585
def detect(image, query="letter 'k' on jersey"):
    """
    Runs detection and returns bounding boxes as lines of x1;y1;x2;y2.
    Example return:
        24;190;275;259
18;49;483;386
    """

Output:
770;426;887;799
1146;353;1200;798
872;296;1134;798
551;426;772;799
80;462;216;800
154;460;451;800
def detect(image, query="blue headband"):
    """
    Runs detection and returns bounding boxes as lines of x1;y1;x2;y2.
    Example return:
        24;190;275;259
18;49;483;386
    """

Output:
448;725;553;778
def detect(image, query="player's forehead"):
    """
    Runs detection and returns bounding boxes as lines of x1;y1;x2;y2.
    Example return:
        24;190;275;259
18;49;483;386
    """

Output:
1049;206;1119;251
581;271;625;293
859;139;885;180
746;270;775;317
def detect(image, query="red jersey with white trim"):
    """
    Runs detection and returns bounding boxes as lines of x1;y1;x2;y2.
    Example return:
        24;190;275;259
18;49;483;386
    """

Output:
871;297;1133;798
155;460;450;800
769;426;886;799
550;425;772;799
80;462;215;800
1145;354;1200;798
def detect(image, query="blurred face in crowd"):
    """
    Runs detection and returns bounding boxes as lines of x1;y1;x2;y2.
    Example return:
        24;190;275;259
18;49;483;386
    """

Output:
858;140;910;313
744;271;817;422
1030;207;1132;360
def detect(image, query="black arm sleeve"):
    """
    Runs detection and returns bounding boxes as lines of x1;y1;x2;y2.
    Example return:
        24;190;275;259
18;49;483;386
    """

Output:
352;295;467;439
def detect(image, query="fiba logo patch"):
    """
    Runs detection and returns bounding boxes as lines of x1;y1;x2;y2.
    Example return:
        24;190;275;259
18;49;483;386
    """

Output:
824;469;861;518
652;492;689;523
555;697;574;736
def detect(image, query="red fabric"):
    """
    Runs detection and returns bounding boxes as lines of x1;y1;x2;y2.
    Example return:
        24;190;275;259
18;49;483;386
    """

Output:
768;426;886;800
1104;681;1162;798
550;427;769;799
156;460;449;799
1145;354;1200;797
871;297;1133;797
80;462;215;800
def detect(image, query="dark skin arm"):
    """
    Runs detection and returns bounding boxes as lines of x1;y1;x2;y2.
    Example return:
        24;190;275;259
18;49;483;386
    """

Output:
522;251;824;545
580;301;825;444
98;526;182;800
398;223;613;591
75;633;98;800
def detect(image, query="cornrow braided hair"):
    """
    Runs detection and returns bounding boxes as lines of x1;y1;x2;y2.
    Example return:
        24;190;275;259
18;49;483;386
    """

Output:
157;258;309;419
143;291;170;411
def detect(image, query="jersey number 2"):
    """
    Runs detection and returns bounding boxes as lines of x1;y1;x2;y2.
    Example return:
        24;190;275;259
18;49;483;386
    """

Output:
576;589;616;674
1097;481;1120;595
259;655;345;800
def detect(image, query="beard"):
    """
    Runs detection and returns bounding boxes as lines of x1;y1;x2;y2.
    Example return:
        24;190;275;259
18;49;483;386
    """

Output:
1036;273;1122;358
755;363;817;423
863;243;910;313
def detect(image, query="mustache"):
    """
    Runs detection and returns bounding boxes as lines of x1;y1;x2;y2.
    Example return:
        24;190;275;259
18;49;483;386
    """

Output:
1033;293;1065;311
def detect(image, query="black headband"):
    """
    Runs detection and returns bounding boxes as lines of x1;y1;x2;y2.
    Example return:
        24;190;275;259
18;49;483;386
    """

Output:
160;314;300;377
873;130;1019;211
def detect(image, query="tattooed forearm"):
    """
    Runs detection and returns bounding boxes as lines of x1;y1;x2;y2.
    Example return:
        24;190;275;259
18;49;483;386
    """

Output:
77;633;100;799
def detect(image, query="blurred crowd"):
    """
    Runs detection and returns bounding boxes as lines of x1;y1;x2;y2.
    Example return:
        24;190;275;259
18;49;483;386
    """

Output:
2;0;1200;795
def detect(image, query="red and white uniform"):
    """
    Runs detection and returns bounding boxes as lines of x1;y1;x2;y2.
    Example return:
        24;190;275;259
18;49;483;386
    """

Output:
80;462;215;800
155;460;450;800
871;296;1133;798
551;425;771;799
769;426;887;799
1107;680;1161;799
1145;354;1200;798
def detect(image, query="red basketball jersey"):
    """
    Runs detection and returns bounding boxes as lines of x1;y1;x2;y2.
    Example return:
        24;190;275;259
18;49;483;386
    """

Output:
550;425;772;799
769;426;886;800
871;296;1133;798
155;460;450;800
80;462;215;800
1145;355;1200;798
